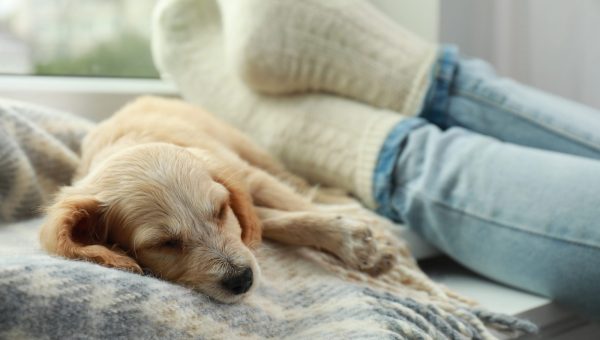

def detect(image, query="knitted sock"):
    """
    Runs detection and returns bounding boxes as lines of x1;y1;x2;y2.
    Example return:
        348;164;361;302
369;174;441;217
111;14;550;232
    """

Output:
153;0;404;208
217;0;438;115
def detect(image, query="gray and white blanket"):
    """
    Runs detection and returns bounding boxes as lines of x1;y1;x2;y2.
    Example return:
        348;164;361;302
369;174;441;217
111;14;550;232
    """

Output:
0;99;537;339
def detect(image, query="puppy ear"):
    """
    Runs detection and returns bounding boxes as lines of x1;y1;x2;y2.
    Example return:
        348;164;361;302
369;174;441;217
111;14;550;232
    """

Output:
40;191;142;273
215;175;262;248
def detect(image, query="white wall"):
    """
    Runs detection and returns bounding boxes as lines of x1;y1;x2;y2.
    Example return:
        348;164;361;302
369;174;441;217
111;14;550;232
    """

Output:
441;0;600;110
371;0;439;42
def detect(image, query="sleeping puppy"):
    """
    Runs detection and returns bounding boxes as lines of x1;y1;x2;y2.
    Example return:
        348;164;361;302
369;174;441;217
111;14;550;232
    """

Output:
40;96;395;303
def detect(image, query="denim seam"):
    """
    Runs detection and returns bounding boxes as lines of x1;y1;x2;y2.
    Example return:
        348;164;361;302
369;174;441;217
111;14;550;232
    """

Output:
399;185;600;251
419;45;458;130
373;117;429;217
455;89;600;153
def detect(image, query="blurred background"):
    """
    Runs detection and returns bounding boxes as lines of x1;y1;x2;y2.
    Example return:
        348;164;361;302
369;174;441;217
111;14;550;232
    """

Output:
0;0;158;77
1;0;599;109
441;0;600;110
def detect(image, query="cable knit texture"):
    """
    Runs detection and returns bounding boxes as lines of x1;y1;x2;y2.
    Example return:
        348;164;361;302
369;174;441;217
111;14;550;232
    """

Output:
218;0;437;115
153;0;407;207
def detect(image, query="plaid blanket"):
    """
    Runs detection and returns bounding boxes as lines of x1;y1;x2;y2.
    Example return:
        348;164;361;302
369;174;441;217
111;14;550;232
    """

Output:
0;99;537;339
0;98;92;221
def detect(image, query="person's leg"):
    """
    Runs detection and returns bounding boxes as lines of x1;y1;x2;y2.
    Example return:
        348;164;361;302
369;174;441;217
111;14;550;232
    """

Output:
374;117;600;317
422;46;600;159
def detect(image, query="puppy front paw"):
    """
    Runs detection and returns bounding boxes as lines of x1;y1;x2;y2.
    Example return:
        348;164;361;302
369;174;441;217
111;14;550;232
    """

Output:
333;217;397;275
364;236;397;276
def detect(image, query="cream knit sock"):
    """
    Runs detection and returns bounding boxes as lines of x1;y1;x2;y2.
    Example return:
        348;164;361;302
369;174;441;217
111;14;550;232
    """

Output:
218;0;438;115
153;0;404;208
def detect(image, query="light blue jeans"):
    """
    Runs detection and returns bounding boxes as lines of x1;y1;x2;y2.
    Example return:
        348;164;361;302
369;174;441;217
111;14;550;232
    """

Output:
374;46;600;317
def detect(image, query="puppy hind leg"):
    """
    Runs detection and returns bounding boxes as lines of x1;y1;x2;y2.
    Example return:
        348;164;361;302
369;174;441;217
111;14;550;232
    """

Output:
247;169;314;211
235;141;357;205
232;136;314;192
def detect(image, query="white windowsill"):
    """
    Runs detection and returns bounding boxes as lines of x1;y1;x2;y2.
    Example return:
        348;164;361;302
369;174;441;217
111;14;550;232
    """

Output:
0;75;179;121
0;75;177;94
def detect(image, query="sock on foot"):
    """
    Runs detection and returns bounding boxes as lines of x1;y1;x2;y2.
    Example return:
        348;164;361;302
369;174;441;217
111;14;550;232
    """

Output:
218;0;438;115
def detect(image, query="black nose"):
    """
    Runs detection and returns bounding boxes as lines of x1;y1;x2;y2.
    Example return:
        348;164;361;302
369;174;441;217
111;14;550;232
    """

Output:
221;267;253;295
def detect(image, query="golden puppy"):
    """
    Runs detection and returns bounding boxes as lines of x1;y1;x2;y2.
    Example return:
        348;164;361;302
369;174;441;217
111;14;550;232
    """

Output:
40;97;395;303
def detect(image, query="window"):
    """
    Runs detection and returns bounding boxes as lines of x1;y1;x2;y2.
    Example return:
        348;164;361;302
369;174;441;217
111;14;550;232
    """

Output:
0;0;159;78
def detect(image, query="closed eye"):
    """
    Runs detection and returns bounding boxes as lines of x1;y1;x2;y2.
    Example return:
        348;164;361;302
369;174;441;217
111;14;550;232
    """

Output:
215;201;228;221
160;238;183;250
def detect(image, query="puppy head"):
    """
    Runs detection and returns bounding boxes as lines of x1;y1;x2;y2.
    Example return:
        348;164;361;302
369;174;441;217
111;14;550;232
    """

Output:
40;143;261;303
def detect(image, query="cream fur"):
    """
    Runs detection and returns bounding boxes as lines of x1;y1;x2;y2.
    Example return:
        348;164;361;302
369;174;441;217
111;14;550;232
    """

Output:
40;97;396;303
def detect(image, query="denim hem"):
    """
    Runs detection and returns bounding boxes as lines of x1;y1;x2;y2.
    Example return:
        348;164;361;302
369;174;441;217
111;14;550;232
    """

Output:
372;117;428;221
419;45;460;129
